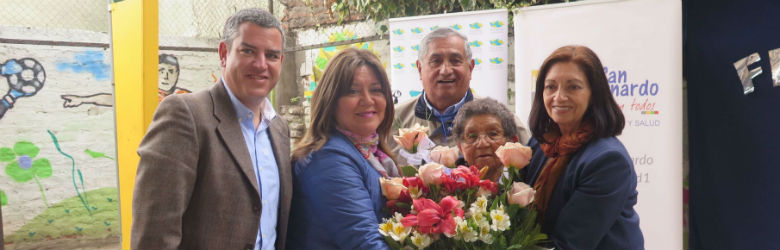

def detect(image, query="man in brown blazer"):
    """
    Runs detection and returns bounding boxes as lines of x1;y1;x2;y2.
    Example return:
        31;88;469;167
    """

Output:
131;8;291;250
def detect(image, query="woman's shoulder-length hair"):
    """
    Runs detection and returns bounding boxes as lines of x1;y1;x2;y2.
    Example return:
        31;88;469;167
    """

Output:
528;45;625;143
291;48;395;161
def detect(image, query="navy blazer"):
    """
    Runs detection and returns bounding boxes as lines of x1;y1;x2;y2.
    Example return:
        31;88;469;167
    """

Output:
522;137;644;250
288;131;390;250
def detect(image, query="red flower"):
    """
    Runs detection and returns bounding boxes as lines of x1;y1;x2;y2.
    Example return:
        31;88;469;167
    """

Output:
478;179;498;194
403;176;429;194
453;166;481;187
401;196;464;236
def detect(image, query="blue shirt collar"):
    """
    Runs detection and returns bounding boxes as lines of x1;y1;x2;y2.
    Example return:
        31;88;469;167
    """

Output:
422;90;469;117
221;78;277;127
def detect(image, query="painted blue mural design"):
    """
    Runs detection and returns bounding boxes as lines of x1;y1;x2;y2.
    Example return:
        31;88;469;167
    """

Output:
0;58;46;119
56;51;110;81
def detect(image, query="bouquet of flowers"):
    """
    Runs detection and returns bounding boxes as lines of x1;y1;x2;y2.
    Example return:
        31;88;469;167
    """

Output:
394;123;435;165
378;142;546;249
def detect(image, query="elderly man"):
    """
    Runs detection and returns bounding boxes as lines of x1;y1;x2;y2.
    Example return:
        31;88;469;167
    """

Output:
391;27;530;165
131;8;291;250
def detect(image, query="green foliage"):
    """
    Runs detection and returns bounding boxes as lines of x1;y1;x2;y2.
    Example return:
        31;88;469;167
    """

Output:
13;141;40;158
401;165;418;177
2;142;52;182
329;0;549;32
1;189;7;206
5;187;120;244
84;149;115;160
2;141;53;207
0;147;15;162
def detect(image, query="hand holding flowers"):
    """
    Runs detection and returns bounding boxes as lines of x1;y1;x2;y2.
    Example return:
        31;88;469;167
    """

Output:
393;123;430;154
394;124;435;165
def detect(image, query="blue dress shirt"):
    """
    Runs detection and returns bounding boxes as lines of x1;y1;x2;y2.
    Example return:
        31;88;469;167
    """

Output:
223;80;280;250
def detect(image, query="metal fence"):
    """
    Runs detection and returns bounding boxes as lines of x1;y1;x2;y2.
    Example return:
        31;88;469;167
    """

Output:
0;0;109;32
0;0;276;39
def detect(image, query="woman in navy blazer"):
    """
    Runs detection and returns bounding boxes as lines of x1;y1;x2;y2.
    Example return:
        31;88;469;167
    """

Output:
288;48;397;250
522;45;643;250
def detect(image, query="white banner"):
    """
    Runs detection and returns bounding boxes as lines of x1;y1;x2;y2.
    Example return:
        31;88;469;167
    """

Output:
389;9;509;104
513;0;682;249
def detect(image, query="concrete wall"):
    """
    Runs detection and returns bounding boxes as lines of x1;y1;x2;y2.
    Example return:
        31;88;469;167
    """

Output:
0;27;119;248
1;25;221;250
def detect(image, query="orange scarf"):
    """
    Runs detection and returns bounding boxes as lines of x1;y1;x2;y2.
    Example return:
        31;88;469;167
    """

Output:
533;122;593;224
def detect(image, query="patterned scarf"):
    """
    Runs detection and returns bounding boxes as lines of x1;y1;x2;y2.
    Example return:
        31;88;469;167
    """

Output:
532;122;593;224
335;127;393;177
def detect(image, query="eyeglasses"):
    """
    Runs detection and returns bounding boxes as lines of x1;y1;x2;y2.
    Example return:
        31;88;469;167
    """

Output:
461;131;506;145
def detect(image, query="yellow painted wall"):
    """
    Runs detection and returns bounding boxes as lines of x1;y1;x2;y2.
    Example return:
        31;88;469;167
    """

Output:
110;0;158;249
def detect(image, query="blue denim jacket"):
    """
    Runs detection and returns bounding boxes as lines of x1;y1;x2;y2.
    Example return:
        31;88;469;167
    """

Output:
287;131;390;250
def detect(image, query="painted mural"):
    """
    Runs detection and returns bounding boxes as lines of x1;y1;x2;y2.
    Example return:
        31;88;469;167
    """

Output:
60;53;192;108
0;58;46;120
1;28;220;249
0;48;121;249
306;30;389;101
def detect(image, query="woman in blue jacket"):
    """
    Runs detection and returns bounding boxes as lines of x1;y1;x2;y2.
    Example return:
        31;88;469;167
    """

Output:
288;48;397;250
522;45;644;250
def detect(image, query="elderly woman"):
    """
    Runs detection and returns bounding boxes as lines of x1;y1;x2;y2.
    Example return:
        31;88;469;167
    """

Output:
522;45;644;249
452;97;520;182
287;48;396;250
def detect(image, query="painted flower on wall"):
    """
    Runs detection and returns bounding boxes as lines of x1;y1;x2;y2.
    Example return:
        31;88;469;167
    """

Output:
1;141;52;207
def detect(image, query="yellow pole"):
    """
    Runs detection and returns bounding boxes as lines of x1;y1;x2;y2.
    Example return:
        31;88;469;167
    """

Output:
109;0;158;249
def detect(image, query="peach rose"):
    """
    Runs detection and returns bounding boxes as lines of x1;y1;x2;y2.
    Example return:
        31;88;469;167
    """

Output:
495;142;532;169
507;182;535;207
429;146;459;168
417;162;444;186
380;177;407;200
393;123;430;153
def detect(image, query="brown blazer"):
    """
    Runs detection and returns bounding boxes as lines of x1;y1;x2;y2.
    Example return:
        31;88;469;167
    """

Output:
131;82;292;250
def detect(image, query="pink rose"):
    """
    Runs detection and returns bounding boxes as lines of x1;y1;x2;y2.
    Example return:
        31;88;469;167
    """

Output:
380;177;407;200
495;142;532;169
417;163;444;186
507;182;535;207
429;146;459;168
393;123;430;153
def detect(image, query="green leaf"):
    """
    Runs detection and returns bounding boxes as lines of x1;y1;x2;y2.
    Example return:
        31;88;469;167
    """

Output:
14;141;39;158
384;235;403;249
507;243;524;250
506;203;520;217
1;189;7;205
85;149;114;159
395;201;411;210
6;161;35;182
490;194;500;210
497;234;508;249
32;158;52;178
0;147;14;162
401;165;418;177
